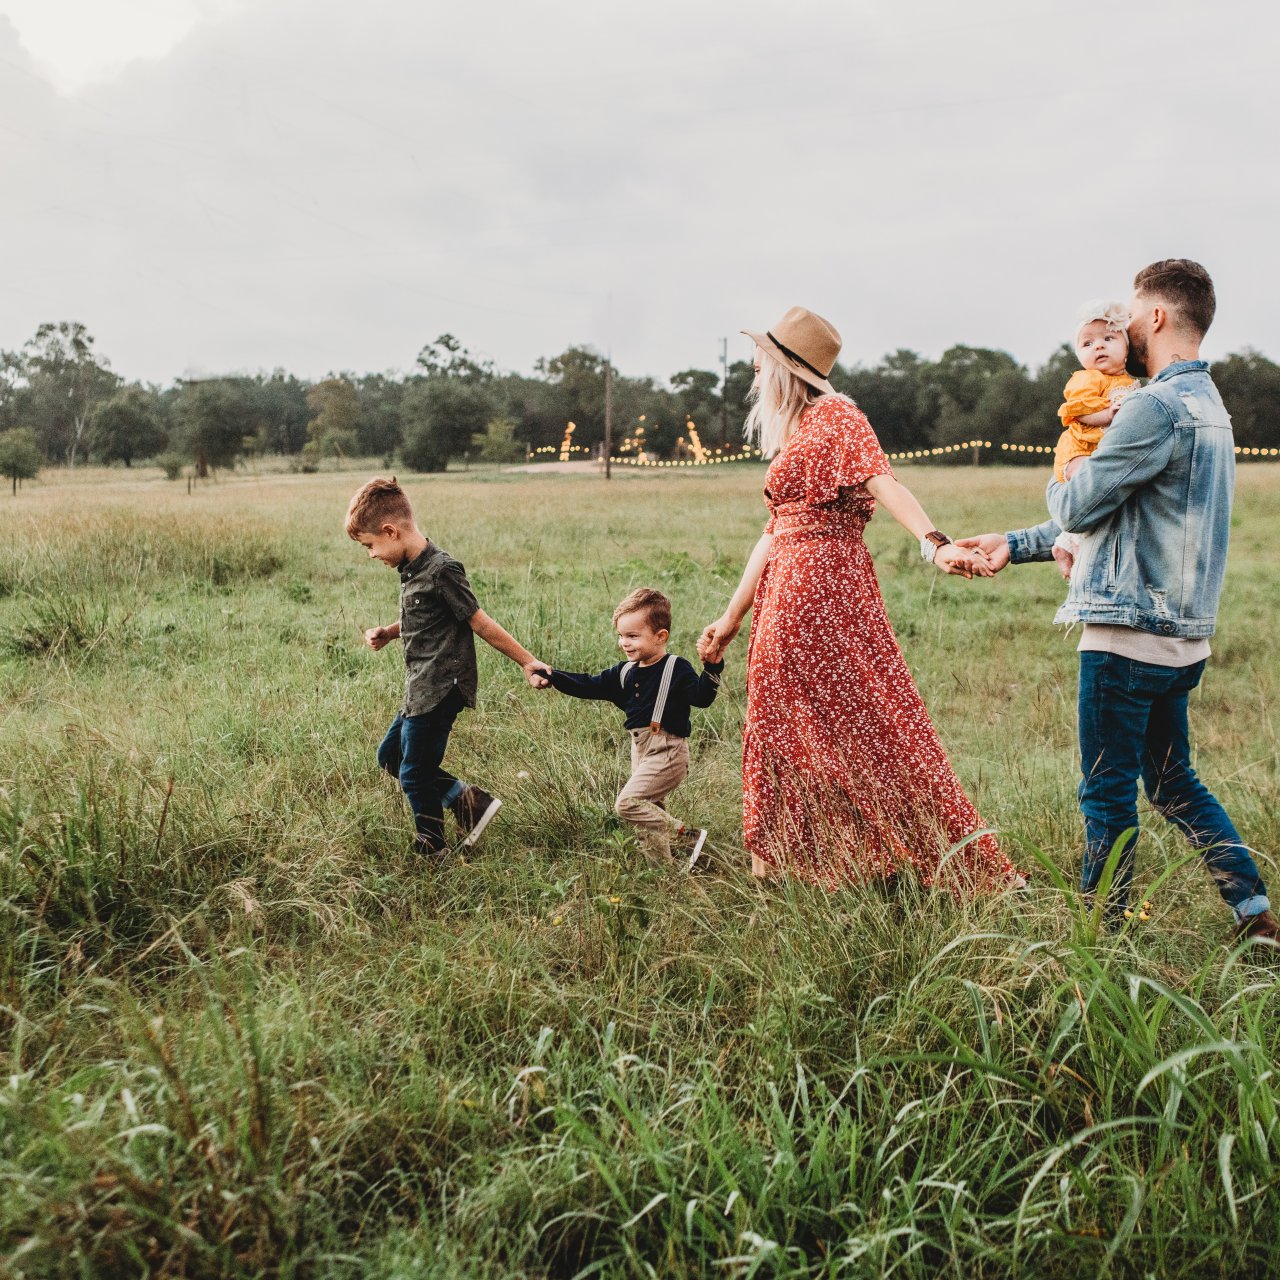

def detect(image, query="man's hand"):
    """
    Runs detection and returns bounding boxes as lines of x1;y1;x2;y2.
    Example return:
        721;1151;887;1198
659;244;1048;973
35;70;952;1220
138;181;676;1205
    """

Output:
364;625;395;650
954;533;1011;573
1051;545;1075;580
1062;455;1086;481
523;660;552;689
698;615;741;664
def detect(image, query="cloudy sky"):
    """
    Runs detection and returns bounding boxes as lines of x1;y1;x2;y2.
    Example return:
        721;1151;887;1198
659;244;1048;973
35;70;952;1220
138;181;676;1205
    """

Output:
1;0;1276;385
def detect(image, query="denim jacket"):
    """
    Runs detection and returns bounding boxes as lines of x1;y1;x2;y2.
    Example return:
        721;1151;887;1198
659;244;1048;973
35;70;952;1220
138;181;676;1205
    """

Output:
1006;361;1233;638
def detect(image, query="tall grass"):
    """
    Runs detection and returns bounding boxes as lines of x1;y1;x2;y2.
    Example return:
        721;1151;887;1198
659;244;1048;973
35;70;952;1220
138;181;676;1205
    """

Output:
1;465;1277;1276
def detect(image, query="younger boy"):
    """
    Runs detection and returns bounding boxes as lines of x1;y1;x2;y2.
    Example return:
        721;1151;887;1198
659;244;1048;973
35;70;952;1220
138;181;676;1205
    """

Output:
537;588;724;870
346;476;547;859
1052;300;1138;577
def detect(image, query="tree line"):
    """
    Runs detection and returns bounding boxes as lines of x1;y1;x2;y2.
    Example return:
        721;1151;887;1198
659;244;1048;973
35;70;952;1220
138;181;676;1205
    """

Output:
2;321;1278;484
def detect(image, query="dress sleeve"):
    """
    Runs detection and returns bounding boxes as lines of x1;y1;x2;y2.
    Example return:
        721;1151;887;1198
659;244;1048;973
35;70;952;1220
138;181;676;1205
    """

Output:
1058;370;1110;426
802;398;893;505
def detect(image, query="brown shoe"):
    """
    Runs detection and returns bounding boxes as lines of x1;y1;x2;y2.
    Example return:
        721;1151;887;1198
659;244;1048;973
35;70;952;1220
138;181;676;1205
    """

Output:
1232;909;1279;947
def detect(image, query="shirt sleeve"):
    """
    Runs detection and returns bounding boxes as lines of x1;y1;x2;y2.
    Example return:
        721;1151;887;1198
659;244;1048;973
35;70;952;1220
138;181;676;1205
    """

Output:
1047;390;1176;534
803;398;893;505
1058;370;1110;426
436;559;481;622
547;664;626;705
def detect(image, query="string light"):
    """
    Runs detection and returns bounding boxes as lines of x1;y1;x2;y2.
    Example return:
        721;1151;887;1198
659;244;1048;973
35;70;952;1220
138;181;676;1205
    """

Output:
524;438;1280;465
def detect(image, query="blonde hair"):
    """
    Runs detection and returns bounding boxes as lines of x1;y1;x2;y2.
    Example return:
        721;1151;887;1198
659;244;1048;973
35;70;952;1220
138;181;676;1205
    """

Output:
743;351;827;457
345;476;415;538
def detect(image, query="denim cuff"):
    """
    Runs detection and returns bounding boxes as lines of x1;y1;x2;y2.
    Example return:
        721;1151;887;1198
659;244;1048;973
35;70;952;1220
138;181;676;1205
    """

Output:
441;779;467;808
1006;529;1045;564
1232;894;1271;923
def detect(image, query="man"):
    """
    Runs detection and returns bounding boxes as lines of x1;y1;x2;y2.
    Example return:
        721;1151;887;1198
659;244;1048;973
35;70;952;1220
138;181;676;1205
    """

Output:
960;259;1275;942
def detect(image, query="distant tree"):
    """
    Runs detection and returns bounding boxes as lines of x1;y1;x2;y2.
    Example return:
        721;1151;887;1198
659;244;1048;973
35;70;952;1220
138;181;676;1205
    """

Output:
305;378;361;461
89;386;168;466
416;334;494;383
1215;349;1280;450
722;359;756;443
916;345;1024;436
474;415;525;462
966;367;1042;452
252;371;312;454
0;350;24;432
354;373;406;456
20;321;120;465
0;427;42;494
400;379;497;472
175;379;257;475
502;373;570;452
534;346;610;446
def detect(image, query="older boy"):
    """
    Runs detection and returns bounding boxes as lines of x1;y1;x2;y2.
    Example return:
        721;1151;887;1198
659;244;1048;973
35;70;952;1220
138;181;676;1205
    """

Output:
347;476;547;859
538;587;723;869
958;260;1275;944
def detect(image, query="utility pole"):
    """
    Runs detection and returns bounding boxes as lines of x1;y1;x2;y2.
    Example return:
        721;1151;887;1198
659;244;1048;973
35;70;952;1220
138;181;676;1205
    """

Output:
604;357;613;480
719;336;729;448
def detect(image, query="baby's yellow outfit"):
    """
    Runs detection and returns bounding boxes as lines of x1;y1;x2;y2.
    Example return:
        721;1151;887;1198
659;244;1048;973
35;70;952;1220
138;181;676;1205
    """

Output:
1053;369;1137;482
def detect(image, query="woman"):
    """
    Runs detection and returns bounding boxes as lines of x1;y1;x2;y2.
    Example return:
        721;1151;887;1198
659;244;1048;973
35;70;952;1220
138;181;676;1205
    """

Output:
699;306;1019;891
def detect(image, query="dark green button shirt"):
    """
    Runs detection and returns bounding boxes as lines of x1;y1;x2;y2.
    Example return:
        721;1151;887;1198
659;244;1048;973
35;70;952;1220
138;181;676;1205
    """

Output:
398;542;480;716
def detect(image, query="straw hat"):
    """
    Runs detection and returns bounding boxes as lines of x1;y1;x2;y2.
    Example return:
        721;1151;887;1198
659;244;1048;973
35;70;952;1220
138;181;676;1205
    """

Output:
743;306;841;395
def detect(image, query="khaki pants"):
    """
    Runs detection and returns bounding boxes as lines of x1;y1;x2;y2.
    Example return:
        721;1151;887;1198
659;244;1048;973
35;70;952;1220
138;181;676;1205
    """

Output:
614;728;690;866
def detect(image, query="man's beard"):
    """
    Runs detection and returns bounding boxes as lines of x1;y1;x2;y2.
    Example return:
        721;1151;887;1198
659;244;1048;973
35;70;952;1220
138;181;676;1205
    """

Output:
1126;329;1149;378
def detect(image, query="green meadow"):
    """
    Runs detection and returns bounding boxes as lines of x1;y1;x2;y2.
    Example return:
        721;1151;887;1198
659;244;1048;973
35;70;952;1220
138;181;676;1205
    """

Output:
1;462;1277;1278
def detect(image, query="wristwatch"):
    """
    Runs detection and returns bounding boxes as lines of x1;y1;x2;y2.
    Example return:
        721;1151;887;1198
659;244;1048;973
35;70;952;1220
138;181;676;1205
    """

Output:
919;531;951;563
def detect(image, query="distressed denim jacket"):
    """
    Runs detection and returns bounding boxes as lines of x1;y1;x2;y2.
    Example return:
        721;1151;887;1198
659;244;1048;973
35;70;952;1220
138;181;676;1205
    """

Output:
1006;361;1233;638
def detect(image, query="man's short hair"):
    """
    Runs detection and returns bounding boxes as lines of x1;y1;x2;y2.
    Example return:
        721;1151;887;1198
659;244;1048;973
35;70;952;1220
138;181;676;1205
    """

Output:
345;476;415;538
613;587;672;633
1134;259;1216;337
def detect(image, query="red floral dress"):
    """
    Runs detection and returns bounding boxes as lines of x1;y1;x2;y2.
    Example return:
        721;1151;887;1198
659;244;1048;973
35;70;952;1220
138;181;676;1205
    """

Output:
742;396;1017;890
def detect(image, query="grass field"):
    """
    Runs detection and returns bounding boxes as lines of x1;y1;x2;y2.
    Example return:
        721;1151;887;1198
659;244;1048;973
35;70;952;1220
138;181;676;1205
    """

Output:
1;462;1278;1278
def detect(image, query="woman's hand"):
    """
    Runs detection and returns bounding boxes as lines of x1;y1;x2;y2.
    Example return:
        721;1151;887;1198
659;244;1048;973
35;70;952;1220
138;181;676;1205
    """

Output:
698;614;741;663
934;544;994;579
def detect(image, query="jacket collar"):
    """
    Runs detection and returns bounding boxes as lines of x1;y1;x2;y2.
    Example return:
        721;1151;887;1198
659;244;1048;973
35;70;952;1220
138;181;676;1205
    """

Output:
1151;359;1209;383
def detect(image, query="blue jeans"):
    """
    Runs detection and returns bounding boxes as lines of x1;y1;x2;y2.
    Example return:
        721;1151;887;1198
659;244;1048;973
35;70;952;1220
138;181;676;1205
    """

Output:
377;688;468;853
1077;652;1269;921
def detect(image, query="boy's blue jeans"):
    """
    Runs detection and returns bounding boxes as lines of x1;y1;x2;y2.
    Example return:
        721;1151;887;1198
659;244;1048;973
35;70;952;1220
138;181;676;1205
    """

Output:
377;688;467;853
1077;652;1269;921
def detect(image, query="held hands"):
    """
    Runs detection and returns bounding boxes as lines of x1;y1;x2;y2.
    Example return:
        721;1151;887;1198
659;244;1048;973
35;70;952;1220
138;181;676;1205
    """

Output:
934;544;994;579
697;614;741;665
523;660;552;689
1051;545;1075;580
953;533;1011;574
364;625;395;650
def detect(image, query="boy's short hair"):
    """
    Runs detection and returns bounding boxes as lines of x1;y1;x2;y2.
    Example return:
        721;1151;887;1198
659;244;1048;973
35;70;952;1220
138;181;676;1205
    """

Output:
345;476;415;538
1133;259;1216;337
613;587;672;633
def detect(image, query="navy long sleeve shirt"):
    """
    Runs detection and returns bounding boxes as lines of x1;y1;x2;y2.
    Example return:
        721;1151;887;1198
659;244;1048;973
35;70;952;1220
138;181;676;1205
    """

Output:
547;654;724;737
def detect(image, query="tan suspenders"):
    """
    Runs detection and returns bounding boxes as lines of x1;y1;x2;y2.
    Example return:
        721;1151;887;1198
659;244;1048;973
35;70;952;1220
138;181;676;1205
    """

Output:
620;653;677;734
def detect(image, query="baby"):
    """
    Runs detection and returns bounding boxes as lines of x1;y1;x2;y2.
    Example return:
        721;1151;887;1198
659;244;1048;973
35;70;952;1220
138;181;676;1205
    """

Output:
1052;300;1138;576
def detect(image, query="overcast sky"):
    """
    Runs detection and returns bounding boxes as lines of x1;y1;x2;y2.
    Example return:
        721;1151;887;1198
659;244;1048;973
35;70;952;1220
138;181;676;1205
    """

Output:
1;0;1276;386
